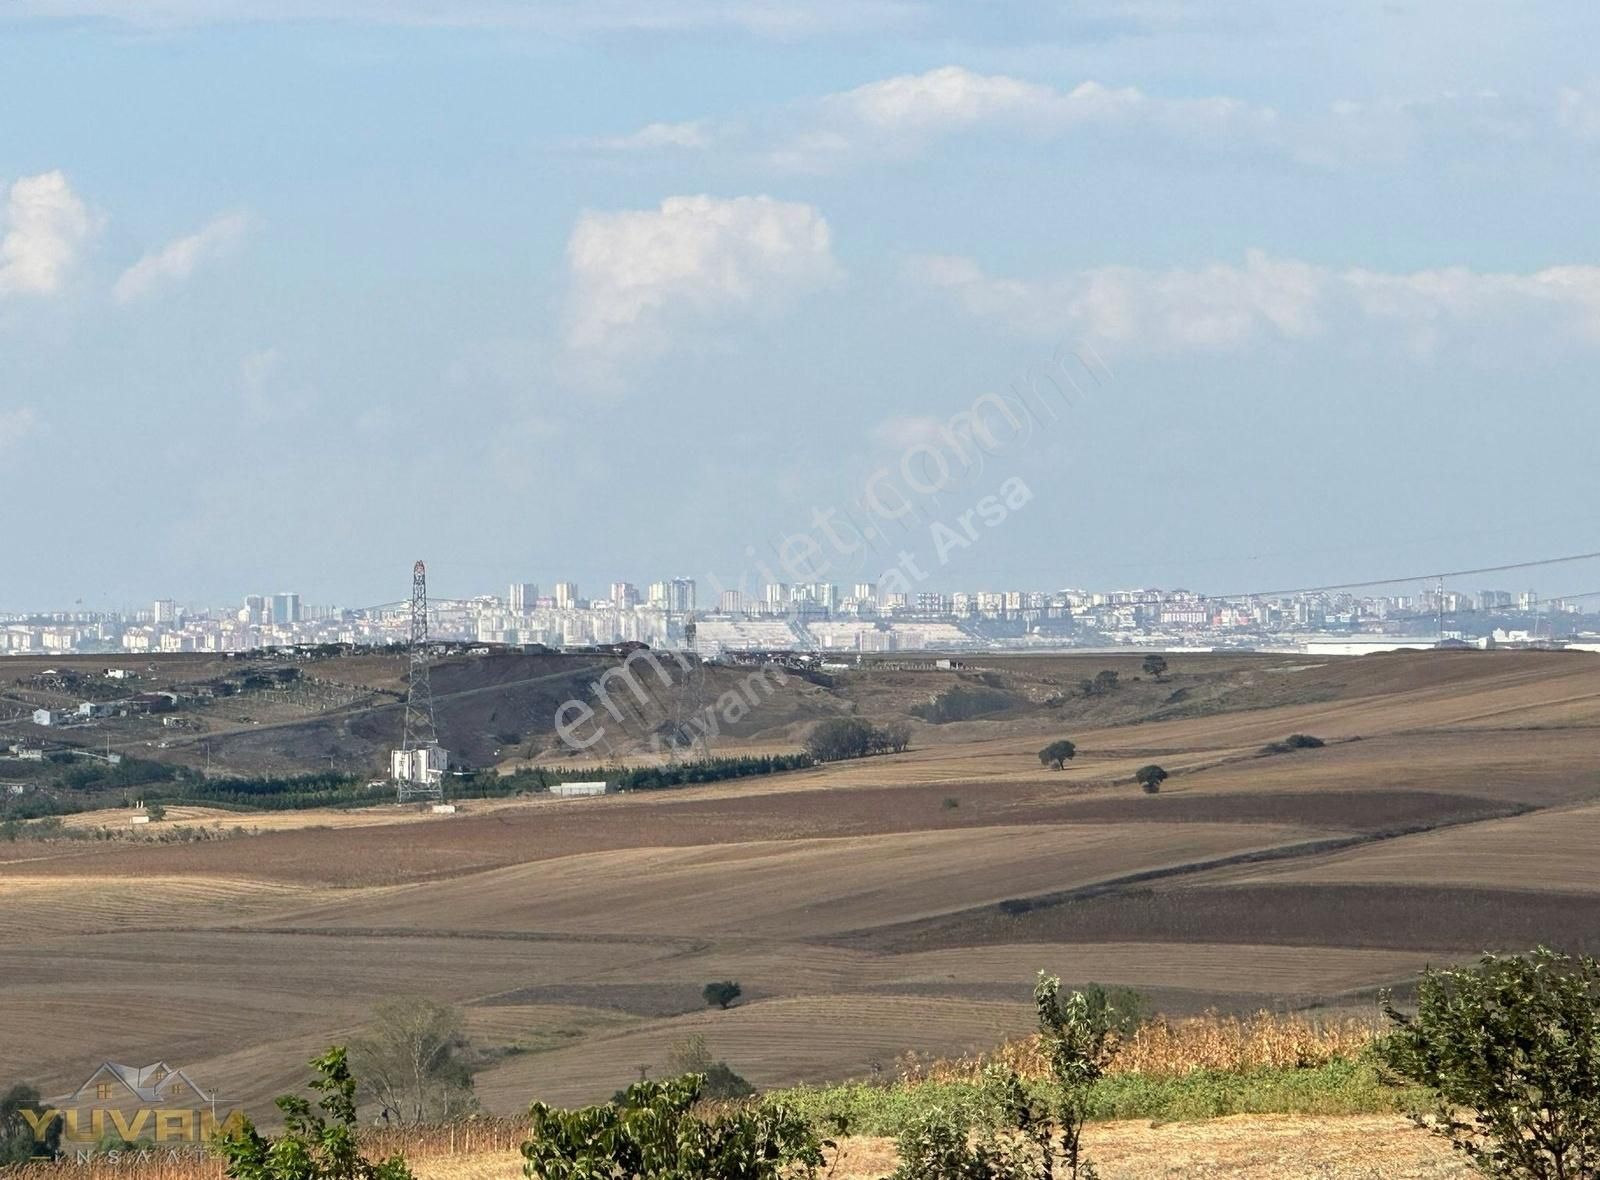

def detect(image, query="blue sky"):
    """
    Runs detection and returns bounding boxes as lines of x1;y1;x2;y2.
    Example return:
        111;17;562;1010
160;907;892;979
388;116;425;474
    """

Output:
3;1;1599;610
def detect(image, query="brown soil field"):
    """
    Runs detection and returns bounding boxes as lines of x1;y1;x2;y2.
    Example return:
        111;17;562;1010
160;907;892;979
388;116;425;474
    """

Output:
1234;798;1600;892
4;648;1599;1133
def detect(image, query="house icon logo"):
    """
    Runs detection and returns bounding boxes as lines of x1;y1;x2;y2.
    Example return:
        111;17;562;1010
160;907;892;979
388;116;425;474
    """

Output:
25;1061;244;1156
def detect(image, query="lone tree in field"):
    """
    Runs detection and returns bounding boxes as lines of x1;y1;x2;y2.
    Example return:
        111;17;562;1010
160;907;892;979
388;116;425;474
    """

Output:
1379;947;1600;1180
702;980;742;1010
1038;739;1078;770
349;998;477;1124
1135;765;1169;793
1141;654;1169;681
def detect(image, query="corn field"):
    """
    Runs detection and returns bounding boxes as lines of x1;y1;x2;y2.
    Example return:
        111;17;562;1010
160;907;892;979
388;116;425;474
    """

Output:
894;1010;1385;1083
1;1119;528;1180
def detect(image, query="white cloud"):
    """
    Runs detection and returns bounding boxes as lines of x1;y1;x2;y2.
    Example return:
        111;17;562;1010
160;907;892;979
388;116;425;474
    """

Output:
600;64;1600;175
564;194;840;372
594;66;1282;174
587;120;715;152
0;171;94;298
769;66;1280;170
113;210;251;304
907;250;1600;353
0;406;42;453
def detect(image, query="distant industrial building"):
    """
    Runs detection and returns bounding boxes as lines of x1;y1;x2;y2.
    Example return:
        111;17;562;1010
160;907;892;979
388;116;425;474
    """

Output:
548;781;608;798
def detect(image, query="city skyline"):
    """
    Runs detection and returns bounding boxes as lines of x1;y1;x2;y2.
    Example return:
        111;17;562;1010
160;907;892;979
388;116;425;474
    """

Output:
8;538;1600;619
8;557;1600;659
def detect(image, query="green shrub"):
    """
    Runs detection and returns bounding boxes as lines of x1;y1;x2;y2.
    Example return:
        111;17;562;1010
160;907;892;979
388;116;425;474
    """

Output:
218;1048;413;1180
522;1075;831;1180
883;1101;1034;1180
703;981;742;1010
1379;947;1600;1180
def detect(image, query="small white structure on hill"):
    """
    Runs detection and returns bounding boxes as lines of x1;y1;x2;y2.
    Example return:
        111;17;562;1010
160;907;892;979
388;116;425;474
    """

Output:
548;781;609;798
391;745;448;787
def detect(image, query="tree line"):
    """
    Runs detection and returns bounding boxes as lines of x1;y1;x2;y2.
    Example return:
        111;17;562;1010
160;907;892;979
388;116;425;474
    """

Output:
803;717;913;762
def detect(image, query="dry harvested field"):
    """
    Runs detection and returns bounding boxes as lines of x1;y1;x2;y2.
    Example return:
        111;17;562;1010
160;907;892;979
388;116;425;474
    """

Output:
3;648;1600;1131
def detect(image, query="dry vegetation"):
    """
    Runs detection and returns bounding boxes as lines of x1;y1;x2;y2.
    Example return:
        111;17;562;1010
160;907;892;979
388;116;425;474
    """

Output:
897;1011;1385;1083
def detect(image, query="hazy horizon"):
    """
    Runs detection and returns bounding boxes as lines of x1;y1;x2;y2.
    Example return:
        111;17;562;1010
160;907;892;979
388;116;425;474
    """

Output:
4;1;1599;609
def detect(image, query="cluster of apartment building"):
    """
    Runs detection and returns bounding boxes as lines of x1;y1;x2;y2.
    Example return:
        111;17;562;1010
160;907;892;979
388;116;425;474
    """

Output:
2;580;1593;658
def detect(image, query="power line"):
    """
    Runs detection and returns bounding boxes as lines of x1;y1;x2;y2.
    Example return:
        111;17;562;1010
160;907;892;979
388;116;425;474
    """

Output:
1202;548;1600;601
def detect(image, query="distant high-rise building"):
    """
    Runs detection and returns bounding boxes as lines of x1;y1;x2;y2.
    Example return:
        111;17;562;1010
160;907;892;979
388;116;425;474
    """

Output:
609;582;639;609
794;583;835;613
243;594;266;625
647;580;670;610
852;583;877;604
271;592;301;625
665;577;695;613
152;599;177;625
764;583;790;609
553;582;580;610
718;589;743;614
509;582;538;612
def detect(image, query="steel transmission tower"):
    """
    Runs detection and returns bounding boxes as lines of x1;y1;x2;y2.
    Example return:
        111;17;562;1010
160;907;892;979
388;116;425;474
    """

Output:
396;560;444;802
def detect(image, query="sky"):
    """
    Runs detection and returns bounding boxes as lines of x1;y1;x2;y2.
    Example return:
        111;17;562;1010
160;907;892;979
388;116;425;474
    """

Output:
3;0;1600;611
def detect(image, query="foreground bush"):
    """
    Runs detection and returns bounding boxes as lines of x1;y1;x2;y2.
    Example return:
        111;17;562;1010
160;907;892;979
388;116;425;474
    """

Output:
1380;947;1600;1180
874;976;1116;1180
219;1049;412;1180
522;1075;830;1179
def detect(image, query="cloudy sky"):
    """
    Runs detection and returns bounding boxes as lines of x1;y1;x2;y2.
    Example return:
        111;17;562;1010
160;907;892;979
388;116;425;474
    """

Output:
3;1;1600;610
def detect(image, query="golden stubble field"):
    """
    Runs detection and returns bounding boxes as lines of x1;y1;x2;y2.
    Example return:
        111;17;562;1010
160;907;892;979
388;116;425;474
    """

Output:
3;649;1599;1122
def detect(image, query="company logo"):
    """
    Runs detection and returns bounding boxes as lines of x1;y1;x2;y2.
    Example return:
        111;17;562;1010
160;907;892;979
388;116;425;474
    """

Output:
24;1061;245;1156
